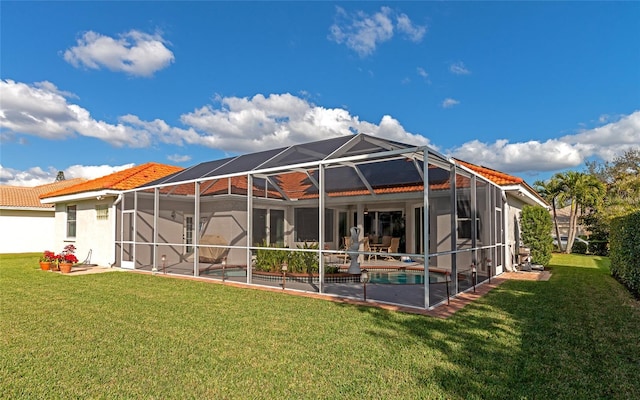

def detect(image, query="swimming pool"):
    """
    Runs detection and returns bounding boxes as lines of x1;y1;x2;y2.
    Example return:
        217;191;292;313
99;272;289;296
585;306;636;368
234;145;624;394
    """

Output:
367;270;447;285
201;267;246;278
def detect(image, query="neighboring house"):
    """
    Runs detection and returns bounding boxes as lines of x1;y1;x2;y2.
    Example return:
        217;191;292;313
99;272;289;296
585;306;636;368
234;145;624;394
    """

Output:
113;134;548;310
553;205;588;237
0;179;85;253
39;163;183;267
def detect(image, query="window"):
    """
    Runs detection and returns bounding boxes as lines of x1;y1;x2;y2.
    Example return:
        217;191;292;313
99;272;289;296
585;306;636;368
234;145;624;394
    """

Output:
253;208;285;246
253;209;267;246
457;199;479;239
294;208;334;242
96;204;109;220
66;205;77;238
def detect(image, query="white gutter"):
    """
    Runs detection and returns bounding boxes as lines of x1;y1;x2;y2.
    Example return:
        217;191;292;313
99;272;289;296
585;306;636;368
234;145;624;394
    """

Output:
502;185;548;208
40;190;121;204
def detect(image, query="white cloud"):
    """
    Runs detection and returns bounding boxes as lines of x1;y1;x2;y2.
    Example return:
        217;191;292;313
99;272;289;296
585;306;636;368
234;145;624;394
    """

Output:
442;98;460;108
450;139;583;174
167;154;192;163
1;79;431;155
0;79;154;146
450;61;470;75
328;6;426;57
396;13;427;42
63;30;174;77
449;111;640;174
179;93;432;153
560;110;640;161
417;67;429;80
0;163;133;186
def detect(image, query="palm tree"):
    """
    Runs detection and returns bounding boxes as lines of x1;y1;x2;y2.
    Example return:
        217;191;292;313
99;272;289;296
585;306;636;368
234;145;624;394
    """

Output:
554;171;605;253
534;176;564;251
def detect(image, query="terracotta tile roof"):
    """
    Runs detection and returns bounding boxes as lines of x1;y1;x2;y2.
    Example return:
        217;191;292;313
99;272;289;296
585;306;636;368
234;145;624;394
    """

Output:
0;178;86;209
40;163;184;199
455;159;523;186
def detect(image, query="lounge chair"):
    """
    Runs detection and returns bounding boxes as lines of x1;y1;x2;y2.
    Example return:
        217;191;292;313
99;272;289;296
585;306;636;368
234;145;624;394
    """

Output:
195;235;229;263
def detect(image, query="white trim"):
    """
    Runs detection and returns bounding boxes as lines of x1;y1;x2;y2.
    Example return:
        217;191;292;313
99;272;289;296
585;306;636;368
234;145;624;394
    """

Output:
40;190;121;204
503;185;548;208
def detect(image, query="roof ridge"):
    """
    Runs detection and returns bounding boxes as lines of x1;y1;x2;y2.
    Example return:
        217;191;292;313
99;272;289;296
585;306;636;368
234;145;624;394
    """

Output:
40;162;184;199
99;162;158;187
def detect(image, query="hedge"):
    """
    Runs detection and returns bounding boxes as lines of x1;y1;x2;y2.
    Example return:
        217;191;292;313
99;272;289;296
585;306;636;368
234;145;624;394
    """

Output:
609;211;640;298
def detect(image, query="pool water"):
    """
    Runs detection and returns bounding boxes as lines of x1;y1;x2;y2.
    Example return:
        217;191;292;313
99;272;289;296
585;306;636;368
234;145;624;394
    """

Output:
367;271;447;285
202;268;246;278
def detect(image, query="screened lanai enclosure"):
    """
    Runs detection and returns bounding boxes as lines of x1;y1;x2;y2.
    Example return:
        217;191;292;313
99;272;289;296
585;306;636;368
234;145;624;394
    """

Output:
116;134;505;309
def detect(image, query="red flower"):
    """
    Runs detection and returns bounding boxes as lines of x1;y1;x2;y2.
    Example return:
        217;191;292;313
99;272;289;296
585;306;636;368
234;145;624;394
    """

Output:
55;244;78;264
40;250;56;262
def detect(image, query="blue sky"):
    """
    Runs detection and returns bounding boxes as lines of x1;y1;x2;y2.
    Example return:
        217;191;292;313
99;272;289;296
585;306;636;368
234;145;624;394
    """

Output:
1;1;639;186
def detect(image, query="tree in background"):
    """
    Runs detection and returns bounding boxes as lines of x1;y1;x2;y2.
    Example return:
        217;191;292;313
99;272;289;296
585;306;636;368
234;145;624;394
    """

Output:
520;205;553;266
535;171;605;254
584;149;640;255
587;149;640;218
558;171;605;254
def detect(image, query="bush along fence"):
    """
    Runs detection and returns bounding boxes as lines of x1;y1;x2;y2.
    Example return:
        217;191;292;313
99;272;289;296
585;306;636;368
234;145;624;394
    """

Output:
609;210;640;298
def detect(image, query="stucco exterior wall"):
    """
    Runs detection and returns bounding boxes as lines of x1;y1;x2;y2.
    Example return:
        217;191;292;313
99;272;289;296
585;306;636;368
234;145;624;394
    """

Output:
505;195;528;272
53;199;116;267
0;209;55;253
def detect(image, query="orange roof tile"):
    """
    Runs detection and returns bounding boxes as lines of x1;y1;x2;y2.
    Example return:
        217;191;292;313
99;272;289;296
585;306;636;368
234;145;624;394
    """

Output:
455;159;523;186
40;163;184;199
0;178;86;209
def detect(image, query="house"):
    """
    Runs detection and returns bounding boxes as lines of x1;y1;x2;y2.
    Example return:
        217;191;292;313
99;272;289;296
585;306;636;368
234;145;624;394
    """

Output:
39;163;184;267
0;178;85;253
553;204;588;237
112;134;547;310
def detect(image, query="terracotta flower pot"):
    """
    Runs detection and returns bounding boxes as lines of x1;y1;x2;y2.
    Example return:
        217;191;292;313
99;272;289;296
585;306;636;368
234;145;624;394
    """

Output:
59;262;73;274
39;261;51;271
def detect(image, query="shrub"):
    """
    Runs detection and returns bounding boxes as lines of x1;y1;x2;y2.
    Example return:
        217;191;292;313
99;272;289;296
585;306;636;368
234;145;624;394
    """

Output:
520;205;553;266
572;240;588;254
288;242;319;273
609;211;640;298
254;241;320;274
254;241;289;272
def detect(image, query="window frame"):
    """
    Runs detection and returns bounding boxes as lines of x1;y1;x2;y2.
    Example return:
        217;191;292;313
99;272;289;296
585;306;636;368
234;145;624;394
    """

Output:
66;205;77;238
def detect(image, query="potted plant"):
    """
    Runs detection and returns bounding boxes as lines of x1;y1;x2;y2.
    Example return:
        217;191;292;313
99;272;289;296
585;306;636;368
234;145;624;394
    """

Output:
39;250;56;271
56;244;78;274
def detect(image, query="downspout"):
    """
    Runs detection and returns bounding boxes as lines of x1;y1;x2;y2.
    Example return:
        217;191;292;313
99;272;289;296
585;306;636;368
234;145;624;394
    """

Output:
110;193;123;268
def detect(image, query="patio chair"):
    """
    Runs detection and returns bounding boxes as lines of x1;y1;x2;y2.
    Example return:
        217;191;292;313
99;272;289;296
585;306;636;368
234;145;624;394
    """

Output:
363;237;375;261
335;236;351;263
380;235;392;248
380;237;400;261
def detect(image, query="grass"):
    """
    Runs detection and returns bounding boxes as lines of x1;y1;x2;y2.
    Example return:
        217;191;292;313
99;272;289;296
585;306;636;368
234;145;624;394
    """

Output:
1;253;639;399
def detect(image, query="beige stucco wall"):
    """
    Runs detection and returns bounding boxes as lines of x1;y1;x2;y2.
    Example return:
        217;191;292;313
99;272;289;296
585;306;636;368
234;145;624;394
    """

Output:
0;209;55;253
53;198;116;267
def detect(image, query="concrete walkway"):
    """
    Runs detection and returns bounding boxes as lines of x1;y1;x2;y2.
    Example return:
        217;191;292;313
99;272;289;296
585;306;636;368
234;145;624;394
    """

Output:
49;266;118;275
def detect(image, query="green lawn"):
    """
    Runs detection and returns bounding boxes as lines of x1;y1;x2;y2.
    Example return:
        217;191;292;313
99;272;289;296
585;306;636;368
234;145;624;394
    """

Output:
1;253;639;399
